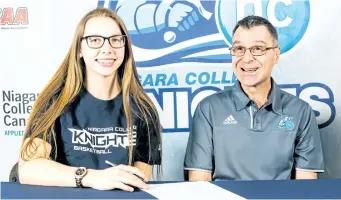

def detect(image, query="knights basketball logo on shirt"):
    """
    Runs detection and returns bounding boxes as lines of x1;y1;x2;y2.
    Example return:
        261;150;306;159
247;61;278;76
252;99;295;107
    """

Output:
69;126;137;154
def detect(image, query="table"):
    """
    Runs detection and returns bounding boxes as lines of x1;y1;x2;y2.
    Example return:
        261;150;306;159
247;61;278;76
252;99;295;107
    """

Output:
2;179;341;199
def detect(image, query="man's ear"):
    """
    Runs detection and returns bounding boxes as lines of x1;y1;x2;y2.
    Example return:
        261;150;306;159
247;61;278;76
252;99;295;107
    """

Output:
274;47;280;64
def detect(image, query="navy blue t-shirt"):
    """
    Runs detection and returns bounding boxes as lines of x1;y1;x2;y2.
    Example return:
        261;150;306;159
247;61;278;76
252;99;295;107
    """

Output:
51;89;161;169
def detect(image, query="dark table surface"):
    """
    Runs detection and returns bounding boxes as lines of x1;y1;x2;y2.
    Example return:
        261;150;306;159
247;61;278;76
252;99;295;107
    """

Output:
2;178;341;199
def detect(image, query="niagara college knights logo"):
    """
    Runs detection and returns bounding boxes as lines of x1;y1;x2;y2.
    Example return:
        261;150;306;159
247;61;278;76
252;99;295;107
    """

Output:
98;0;310;66
277;116;295;131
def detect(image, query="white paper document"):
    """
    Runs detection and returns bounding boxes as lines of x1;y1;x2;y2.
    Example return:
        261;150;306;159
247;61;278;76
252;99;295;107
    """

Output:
143;181;246;199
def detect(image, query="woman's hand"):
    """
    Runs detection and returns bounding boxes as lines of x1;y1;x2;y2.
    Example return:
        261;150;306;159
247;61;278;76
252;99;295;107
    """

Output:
83;165;149;192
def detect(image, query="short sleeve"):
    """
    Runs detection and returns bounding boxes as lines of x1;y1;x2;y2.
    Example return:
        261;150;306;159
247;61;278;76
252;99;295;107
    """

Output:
294;105;324;172
184;102;213;172
134;114;161;165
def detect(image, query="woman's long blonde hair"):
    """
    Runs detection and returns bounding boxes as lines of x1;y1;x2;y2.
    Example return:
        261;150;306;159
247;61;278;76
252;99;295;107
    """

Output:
20;7;162;175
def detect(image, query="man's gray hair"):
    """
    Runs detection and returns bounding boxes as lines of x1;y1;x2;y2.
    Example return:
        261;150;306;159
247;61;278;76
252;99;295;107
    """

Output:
232;15;278;44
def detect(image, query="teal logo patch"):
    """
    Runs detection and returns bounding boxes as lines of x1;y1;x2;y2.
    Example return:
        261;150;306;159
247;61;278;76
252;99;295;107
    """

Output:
278;116;295;131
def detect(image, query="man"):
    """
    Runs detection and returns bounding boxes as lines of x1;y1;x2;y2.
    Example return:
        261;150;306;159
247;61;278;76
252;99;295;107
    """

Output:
184;15;324;181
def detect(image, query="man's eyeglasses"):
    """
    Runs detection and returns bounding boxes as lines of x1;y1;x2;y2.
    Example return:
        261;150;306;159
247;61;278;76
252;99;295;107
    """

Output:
81;35;126;49
229;46;278;56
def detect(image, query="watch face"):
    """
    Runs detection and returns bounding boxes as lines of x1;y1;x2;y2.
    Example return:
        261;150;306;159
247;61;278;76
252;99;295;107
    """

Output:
75;167;86;177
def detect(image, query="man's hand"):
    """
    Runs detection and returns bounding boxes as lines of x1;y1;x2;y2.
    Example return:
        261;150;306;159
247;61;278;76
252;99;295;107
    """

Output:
295;170;318;179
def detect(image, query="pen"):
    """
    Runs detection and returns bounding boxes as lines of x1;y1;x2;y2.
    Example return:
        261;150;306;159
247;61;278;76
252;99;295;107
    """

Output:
105;160;146;182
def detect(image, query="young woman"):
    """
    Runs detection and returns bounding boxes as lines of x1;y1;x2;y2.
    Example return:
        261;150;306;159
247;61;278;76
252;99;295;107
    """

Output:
17;7;162;192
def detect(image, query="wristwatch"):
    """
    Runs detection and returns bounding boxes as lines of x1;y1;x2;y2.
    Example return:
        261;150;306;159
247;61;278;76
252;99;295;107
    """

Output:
74;167;87;188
